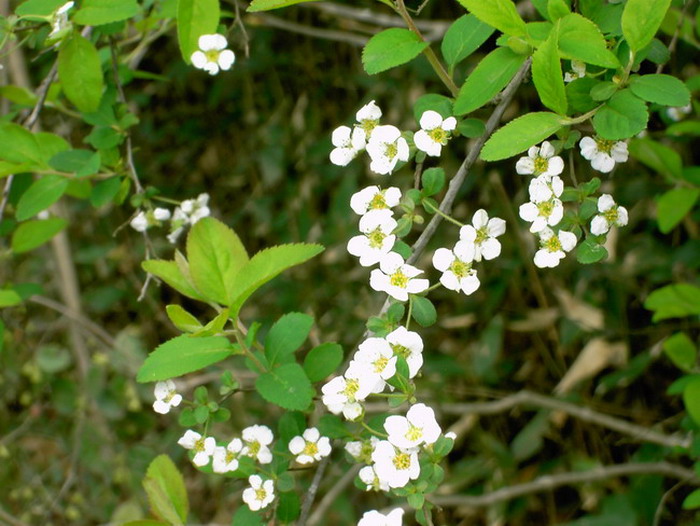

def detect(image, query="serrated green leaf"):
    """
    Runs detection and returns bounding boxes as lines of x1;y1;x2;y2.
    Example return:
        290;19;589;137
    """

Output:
576;238;608;264
411;295;437;327
441;14;495;69
645;283;700;321
558;13;620;68
57;34;104;113
264;312;313;364
303;342;343;382
481;112;563;161
663;332;696;372
457;0;527;37
592;90;649;140
657;187;699;233
142;259;207;302
49;149;101;178
11;217;67;253
532;27;567;115
143;455;189;525
15;175;69;221
362;28;428;75
255;363;314;411
629;74;691;107
247;0;319;11
136;335;236;382
73;0;139;25
177;0;219;64
622;0;672;53
454;47;526;115
166;304;203;333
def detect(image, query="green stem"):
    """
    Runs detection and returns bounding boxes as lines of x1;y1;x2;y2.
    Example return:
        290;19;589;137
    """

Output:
406;295;413;330
361;421;389;438
560;105;602;126
422;199;464;227
232;326;267;373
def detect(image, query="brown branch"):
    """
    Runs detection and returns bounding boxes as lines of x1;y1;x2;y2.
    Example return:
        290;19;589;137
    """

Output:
250;13;368;47
306;465;362;526
296;455;330;526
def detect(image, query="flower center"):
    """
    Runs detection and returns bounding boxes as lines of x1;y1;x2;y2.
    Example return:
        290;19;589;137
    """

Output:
302;442;319;457
595;138;615;154
225;450;236;463
205;49;220;63
389;269;409;288
194;437;206;453
393;451;411;470
391;343;410;359
368;192;387;210
247;441;261;457
448;258;471;279
428;127;449;144
360;119;379;138
475;226;488;245
360;442;374;462
367;227;387;249
164;391;175;403
384;142;398;160
255;488;267;501
537;200;555;217
343;378;360;400
603;207;619;224
405;424;423;443
373;356;389;373
543;235;562;253
533;156;549;175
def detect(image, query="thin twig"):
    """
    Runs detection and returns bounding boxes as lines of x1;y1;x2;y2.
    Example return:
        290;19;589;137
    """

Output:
0;506;31;526
22;61;58;128
296;455;330;526
653;479;690;526
656;0;692;75
250;13;368;47
233;0;251;58
306;465;362;526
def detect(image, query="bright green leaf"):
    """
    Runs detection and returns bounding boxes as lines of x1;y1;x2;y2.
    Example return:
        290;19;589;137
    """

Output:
558;13;620;68
303;342;343;382
457;0;527;37
247;0;319;11
645;283;700;322
684;376;700;426
143;455;189;525
629;74;691;107
683;488;700;510
481;112;563;161
547;0;570;20
663;332;697;372
622;0;672;53
362;28;428;75
264;312;313;364
0;288;23;307
177;0;219;64
532;28;567;115
15;0;64;18
11;217;67;253
192;308;229;337
0;123;43;167
165;305;203;333
441;14;495;69
58;34;104;113
15;175;69;222
73;0;140;25
657;187;699;233
592;90;649;140
142;259;207;302
255;363;315;411
49;149;101;178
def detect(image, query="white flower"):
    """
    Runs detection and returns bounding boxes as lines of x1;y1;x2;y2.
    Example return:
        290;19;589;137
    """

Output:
181;193;210;224
191;34;235;75
515;141;564;179
152;380;182;414
519;175;565;233
590;194;628;235
48;1;74;39
579;136;629;173
366;125;410;175
242;475;274;511
353;337;397;381
371;440;420;489
241;425;274;464
445;431;457;441
212;438;242;473
345;437;379;463
385;326;423;378
358;465;390;492
564;60;586;83
347;209;397;267
131;208;172;233
432;242;480;295
321;373;374;420
355;100;383;143
288;428;331;464
667;104;693;122
153;207;171;221
459;209;506;261
330;125;366;166
534;227;577;268
130;211;149;232
350;186;402;216
358;508;404;526
384;403;441;449
414;110;456;157
370;252;429;301
177;430;215;467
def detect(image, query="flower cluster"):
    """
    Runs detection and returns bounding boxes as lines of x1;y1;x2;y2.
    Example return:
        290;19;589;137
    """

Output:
129;192;211;244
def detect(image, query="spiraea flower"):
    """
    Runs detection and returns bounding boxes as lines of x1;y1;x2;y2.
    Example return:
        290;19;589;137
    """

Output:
130;208;172;233
358;465;390;492
241;425;274;464
366;125;410;175
385;326;423;378
579;136;629;173
349;337;398;392
191;34;235;75
167;193;211;243
347;209;397;267
516;141;564;179
321;370;375;420
355;100;383;142
212;438;242;474
357;508;404;526
432;241;480;295
534;227;577;268
242;475;274;511
177;430;215;467
330;125;366;167
288;428;332;464
519;175;565;233
459;209;506;261
345;437;379;463
369;252;429;301
152;380;182;414
667;104;693;122
414;110;457;157
350;186;402;216
371;440;420;489
564;60;586;83
590;194;628;235
384;403;441;449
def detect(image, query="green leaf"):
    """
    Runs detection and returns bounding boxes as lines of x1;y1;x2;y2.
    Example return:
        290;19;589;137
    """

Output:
684;376;700;426
628;138;682;180
421;167;445;196
441;14;495;69
0;123;43;167
590;81;618;102
457;118;486;138
412;94;453;122
11;217;67;253
15;175;69;222
362;28;428;75
629;74;691;107
592;90;649;140
228;243;324;318
547;0;570;20
73;0;140;25
142;259;206;302
15;0;64;18
411;295;437;327
622;0;672;53
303;342;343;382
457;0;527;37
532;27;567;115
165;304;203;333
186;217;249;306
177;0;220;64
255;363;314;411
192;308;229;337
232;506;264;526
57;34;104;113
264;312;313;364
558;13;620;68
683;488;700;510
90;176;121;207
566;77;599;112
49;149;101;178
663;332;696;372
657;187;699;233
141;477;183;526
576;238;608;264
136;335;237;382
247;0;319;11
0;288;23;307
481;112;563;161
454;47;526;115
645;283;700;321
276;491;301;522
143;455;189;525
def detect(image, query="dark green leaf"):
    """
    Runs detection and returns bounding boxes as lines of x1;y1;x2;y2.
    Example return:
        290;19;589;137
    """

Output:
576;238;608;264
628;138;682;180
592;90;649;140
58;34;104;113
49;149;101;178
303;342;343;382
411;295;437;327
412;94;453;122
276;491;301;522
421;167;445;196
457;118;486;137
362;28;428;75
232;506;264;526
89;176;121;207
657;187;699;233
255;363;315;411
264;312;313;364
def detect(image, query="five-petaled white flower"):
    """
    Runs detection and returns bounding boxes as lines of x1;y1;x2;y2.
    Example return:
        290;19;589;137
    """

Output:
330;125;366;167
534;227;577;268
385;326;423;378
177;430;215;467
153;380;182;414
459;209;506;261
347;209;397;267
564;60;586;83
384;403;441;449
579;136;629;173
350;186;402;216
358;465;390;492
131;208;172;233
357;508;404;526
432;242;480;295
321;370;375;420
519;175;565;233
355;100;383;143
349;337;398;392
288;428;332;464
371;440;420;489
212;438;242;474
242;475;274;511
414;110;457;157
515;141;564;179
191;34;235;75
369;252;429;301
590;194;628;235
241;425;274;464
366;125;409;175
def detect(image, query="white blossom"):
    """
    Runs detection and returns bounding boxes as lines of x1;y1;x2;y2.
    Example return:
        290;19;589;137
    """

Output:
357;508;404;526
414;110;456;157
534;227;577;268
347;337;397;393
131;208;172;233
191;34;235;75
212;438;242;473
358;465;390;492
459;209;506;261
385;326;423;378
167;193;211;243
515;141;564;179
321;372;374;420
330;125;366;166
288;428;331;464
384;403;441;449
519;175;565;233
579;136;628;173
355;100;383;143
345;437;379;463
432;241;480;295
177;430;215;467
590;194;628;235
350;186;402;216
667;104;692;122
371;440;420;489
366;125;409;175
241;425;274;464
152;380;182;414
130;211;149;232
347;209;397;267
48;1;74;39
564;60;586;83
369;252;429;301
242;475;274;511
